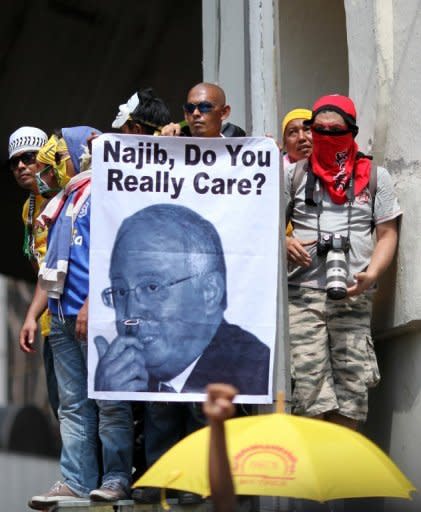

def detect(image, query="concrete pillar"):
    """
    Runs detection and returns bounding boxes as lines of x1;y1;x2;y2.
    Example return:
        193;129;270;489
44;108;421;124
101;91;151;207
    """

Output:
345;1;421;510
345;0;421;330
202;0;249;132
247;0;282;139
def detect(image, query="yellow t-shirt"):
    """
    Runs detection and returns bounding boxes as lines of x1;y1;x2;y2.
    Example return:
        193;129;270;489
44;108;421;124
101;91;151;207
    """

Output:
22;194;48;265
22;194;51;337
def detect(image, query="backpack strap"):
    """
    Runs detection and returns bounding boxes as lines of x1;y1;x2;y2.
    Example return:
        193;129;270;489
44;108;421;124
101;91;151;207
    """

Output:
368;164;377;231
368;164;377;204
286;159;308;222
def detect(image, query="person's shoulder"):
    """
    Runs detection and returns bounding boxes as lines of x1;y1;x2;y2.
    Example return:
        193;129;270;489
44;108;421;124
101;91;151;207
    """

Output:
286;158;309;176
285;158;309;195
371;164;402;222
374;165;396;191
285;161;296;175
22;194;42;223
221;123;246;137
376;165;392;179
371;167;390;176
221;321;269;357
189;320;269;394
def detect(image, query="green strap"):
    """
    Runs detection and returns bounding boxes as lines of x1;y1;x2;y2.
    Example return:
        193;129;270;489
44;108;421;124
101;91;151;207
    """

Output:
23;193;36;260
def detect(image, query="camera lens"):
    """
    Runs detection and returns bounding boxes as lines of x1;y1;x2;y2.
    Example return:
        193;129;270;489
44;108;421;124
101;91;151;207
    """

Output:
326;250;347;299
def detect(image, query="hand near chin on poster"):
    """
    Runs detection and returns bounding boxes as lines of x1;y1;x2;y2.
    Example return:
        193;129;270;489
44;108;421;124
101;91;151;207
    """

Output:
94;334;149;391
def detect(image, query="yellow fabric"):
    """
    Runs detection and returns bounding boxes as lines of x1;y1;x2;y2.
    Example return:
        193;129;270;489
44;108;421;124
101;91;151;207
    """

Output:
37;134;71;188
40;309;51;337
282;108;312;136
282;109;311;236
22;195;48;265
22;195;51;336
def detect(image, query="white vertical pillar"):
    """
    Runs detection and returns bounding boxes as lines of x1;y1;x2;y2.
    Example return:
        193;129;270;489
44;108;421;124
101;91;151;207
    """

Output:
371;0;394;165
202;0;248;131
247;0;282;140
202;0;220;84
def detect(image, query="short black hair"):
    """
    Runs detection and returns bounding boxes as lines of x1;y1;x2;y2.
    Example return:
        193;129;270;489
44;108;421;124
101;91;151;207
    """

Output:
130;88;171;134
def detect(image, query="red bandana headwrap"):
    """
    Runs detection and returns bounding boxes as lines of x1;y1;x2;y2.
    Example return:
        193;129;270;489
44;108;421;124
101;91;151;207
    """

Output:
307;95;371;204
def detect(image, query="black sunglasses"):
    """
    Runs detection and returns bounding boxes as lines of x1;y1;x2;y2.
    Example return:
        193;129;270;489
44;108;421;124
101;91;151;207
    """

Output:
10;151;37;169
183;101;216;114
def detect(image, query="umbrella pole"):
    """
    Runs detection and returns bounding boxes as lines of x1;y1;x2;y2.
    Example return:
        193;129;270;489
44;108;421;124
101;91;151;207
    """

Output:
276;391;285;413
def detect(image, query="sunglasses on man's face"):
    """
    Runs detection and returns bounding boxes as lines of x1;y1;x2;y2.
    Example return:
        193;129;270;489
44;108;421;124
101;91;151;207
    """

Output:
9;151;37;170
183;101;217;114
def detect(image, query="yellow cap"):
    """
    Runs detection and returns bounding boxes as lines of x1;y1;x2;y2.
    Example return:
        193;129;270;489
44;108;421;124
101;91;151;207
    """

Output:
282;108;312;137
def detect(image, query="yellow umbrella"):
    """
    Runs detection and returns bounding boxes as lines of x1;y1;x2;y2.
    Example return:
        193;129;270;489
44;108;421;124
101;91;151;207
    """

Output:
134;412;416;503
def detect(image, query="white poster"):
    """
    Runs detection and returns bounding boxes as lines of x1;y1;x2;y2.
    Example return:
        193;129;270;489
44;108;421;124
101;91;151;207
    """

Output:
88;134;280;404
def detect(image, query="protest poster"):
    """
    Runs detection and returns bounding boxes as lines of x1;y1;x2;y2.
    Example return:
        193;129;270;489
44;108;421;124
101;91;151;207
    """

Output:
88;134;280;404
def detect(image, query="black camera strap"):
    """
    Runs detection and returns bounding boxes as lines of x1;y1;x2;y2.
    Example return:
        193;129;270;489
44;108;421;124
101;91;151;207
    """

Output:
305;161;354;250
345;169;355;248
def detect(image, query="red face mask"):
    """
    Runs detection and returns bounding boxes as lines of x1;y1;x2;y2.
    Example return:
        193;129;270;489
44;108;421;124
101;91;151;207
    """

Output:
310;129;370;204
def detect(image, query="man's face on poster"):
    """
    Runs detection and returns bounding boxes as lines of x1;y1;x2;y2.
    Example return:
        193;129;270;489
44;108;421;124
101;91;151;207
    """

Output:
108;223;213;381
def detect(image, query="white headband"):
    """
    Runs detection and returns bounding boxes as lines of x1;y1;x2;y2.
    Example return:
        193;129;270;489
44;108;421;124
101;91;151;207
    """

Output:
112;92;140;129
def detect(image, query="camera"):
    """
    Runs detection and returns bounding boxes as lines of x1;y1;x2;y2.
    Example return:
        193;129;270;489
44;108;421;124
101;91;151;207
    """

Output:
317;232;350;256
317;233;350;300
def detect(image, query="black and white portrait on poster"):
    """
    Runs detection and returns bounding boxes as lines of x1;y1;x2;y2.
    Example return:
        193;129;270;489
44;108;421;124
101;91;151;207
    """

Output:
88;134;280;404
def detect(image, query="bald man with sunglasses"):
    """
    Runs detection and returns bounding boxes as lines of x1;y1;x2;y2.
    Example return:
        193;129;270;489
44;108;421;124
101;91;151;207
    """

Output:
161;82;232;137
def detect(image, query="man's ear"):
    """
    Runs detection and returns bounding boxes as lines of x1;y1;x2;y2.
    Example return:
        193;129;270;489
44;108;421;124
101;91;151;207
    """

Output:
202;271;225;315
221;104;231;122
134;123;146;134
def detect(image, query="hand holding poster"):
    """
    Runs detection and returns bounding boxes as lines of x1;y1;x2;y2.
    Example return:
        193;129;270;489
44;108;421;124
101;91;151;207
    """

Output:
88;134;280;403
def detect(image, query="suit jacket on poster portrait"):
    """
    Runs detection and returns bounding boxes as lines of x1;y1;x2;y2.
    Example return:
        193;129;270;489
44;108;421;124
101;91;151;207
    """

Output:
150;319;270;395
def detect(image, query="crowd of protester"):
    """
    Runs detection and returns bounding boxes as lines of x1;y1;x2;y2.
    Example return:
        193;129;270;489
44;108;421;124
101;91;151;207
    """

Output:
8;82;400;510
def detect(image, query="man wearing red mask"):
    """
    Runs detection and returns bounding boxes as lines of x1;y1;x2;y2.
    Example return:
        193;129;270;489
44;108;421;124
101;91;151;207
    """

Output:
285;94;401;430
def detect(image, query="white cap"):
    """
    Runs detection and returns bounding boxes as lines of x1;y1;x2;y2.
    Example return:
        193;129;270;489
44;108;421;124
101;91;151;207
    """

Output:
8;126;48;158
111;92;140;129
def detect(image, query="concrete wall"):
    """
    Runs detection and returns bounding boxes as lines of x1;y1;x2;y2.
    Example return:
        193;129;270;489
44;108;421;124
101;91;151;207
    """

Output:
345;0;421;510
0;453;59;512
278;0;349;120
